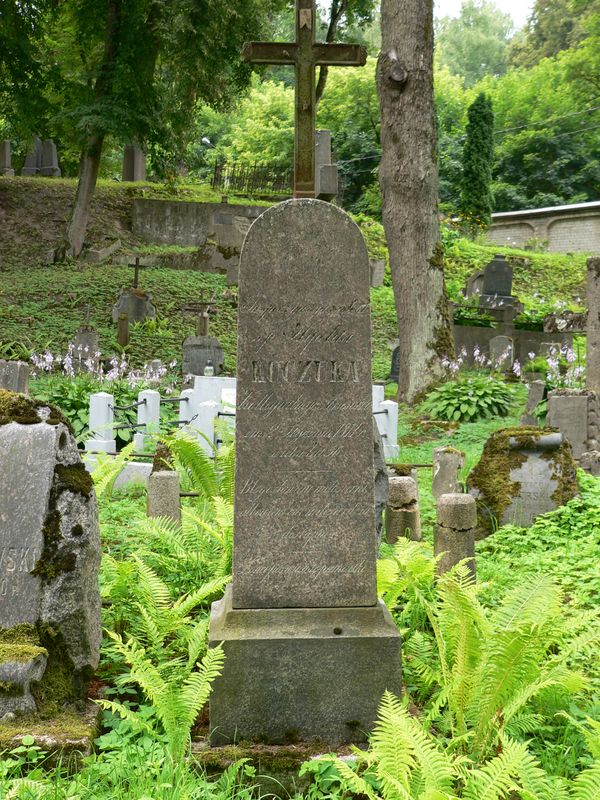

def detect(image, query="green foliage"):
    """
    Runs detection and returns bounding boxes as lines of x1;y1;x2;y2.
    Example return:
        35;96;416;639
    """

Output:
420;374;514;423
460;93;495;230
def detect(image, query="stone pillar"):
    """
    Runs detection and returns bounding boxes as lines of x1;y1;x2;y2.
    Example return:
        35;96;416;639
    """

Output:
0;140;14;176
432;447;464;500
147;471;181;524
133;389;161;452
122;144;146;181
40;139;61;177
434;494;477;578
373;421;389;543
208;199;401;746
380;400;400;460
117;314;129;347
587;257;600;394
386;476;421;543
86;392;116;454
190;400;219;454
314;129;338;201
21;136;42;176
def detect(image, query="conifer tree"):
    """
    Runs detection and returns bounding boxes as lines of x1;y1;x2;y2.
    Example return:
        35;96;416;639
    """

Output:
460;92;495;230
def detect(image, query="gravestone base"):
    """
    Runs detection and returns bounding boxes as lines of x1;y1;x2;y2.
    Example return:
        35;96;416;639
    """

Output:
209;587;401;747
0;703;100;763
182;336;225;379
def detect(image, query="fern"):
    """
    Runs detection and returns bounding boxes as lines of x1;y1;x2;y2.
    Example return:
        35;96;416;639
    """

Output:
570;763;600;800
91;441;135;498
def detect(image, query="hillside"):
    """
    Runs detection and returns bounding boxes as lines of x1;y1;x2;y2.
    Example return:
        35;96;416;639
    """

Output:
0;178;590;381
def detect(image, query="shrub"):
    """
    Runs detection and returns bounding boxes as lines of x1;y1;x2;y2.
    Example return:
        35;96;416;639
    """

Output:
420;374;514;423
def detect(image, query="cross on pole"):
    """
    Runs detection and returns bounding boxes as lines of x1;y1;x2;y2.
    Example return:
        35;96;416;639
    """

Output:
243;0;366;198
129;257;146;289
183;294;217;337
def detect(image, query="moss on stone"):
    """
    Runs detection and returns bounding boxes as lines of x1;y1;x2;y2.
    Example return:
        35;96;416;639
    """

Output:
541;442;580;506
152;442;175;472
55;463;93;499
0;625;47;669
0;390;73;431
0;705;100;761
0;644;47;664
30;626;81;717
389;464;414;477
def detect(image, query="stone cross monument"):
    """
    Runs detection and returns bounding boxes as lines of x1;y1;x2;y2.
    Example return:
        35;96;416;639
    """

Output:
243;0;366;197
208;201;401;745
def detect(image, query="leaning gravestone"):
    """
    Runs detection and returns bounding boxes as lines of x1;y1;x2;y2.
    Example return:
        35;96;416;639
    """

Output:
0;391;101;719
209;200;401;745
467;427;579;535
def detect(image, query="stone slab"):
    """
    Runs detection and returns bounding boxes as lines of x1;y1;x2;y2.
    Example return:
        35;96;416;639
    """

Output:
208;586;402;746
546;392;590;459
112;288;156;323
182;336;225;378
232;199;377;609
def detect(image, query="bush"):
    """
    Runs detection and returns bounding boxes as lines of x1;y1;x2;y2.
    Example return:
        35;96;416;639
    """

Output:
420;374;514;423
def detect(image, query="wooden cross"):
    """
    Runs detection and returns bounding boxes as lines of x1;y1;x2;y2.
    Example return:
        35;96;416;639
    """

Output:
243;0;366;198
184;295;217;337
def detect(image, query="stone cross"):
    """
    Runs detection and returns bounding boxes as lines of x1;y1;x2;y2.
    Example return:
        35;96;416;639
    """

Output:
242;0;366;197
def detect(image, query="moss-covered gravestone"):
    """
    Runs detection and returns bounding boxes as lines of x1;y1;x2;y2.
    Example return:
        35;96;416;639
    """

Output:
467;427;579;536
0;391;101;730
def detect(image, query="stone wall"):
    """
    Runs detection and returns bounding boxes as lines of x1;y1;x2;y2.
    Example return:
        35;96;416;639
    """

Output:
489;201;600;253
453;324;574;365
132;199;265;247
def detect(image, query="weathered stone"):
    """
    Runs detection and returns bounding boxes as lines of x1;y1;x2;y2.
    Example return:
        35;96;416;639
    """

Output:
580;450;600;476
370;259;385;288
209;199;401;746
40;139;61;177
0;392;101;716
0;141;14;176
434;494;476;577
85;239;122;263
182;336;225;379
390;346;399;382
489;335;514;368
0;361;29;394
147;471;181;524
21;137;42;176
465;270;484;299
72;329;100;375
546;390;590;459
432;447;464;500
386;476;421;543
210;587;401;746
467;428;579;535
480;254;513;304
315;130;338;201
112;288;156;324
520;380;546;426
587;257;600;393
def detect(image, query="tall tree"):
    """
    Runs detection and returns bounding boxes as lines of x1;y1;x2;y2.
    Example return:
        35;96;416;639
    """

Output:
377;0;453;403
436;0;513;86
49;0;284;259
460;92;494;229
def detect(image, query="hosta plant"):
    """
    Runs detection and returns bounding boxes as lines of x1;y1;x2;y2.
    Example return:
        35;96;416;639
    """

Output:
420;374;514;423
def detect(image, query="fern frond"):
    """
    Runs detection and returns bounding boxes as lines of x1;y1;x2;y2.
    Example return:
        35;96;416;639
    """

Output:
92;441;136;498
332;758;380;799
492;575;561;632
570;762;600;800
173;576;230;617
168;431;219;499
95;698;154;735
180;645;225;729
133;556;172;609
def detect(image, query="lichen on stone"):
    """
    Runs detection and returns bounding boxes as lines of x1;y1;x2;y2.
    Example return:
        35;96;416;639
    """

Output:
0;390;72;431
0;625;47;666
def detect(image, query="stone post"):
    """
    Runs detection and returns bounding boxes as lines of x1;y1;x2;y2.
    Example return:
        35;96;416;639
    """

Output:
147;470;181;524
386;476;421;543
133;389;161;452
432;447;464;500
434;494;477;578
0;360;29;394
122;144;146;181
191;400;219;454
587;257;600;394
179;388;194;426
379;400;400;460
86;392;116;454
520;380;546;426
0;140;14;176
117;314;129;347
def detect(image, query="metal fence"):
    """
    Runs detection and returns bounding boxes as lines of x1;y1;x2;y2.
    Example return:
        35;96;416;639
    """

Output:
211;161;292;198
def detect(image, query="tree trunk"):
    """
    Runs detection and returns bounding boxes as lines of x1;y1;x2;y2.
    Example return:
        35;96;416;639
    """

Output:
377;0;453;403
62;0;122;259
63;134;105;258
316;0;348;104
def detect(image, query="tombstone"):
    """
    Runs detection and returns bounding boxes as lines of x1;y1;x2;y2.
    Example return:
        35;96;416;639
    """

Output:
520;380;546;426
370;259;385;288
479;254;514;309
489;335;514;368
0;391;101;716
72;326;100;375
546;390;590;459
40;139;61;177
467;428;579;535
373;421;389;543
112;290;156;324
386;476;421;543
432;447;464;500
315;129;338;201
0;360;29;394
390;346;400;383
208;199;401;746
465;270;484;299
21;136;42;176
182;338;224;380
434;494;476;578
587;257;600;394
0;140;14;176
122;144;146;181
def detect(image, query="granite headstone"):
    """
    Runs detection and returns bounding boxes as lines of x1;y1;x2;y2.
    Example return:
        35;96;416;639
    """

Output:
0;140;14;176
21;137;42;177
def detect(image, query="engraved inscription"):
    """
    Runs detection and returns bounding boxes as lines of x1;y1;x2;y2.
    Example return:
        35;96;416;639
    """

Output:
0;547;40;574
252;360;361;384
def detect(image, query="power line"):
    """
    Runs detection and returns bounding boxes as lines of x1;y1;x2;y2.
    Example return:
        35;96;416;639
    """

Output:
495;100;600;134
